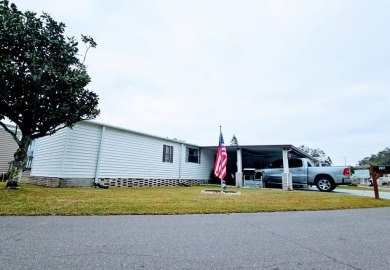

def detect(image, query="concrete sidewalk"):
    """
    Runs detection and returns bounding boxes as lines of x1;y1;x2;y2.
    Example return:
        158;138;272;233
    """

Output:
306;185;390;199
334;188;390;199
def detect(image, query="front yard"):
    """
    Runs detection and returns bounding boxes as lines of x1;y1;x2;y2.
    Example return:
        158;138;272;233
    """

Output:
1;183;390;215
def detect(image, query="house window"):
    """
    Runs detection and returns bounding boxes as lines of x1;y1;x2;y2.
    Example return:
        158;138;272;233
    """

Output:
186;147;201;163
163;145;173;163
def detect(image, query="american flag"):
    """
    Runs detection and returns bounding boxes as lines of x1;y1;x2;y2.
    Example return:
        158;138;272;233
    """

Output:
214;131;227;180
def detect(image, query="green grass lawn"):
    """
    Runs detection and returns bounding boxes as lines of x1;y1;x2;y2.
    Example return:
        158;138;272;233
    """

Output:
1;183;390;215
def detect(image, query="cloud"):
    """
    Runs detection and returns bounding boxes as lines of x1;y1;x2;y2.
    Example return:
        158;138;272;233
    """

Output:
11;0;390;166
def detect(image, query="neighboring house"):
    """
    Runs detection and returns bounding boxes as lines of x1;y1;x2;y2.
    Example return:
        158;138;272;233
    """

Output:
0;124;35;182
30;121;215;187
0;124;19;180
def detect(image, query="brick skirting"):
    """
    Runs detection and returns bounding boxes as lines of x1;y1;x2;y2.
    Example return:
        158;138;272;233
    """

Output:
28;177;93;187
28;176;209;188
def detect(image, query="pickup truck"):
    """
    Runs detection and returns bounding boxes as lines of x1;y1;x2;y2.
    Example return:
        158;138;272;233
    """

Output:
255;158;352;192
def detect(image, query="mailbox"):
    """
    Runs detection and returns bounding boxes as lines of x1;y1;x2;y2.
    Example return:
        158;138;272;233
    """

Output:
373;166;390;174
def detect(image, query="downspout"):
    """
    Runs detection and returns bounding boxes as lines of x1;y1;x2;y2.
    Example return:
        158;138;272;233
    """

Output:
59;128;70;178
179;143;183;181
94;126;105;184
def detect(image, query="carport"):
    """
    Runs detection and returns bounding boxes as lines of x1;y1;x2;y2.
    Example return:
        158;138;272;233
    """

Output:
202;144;315;188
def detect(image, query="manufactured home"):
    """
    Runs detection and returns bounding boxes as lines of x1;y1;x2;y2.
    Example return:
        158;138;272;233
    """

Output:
30;121;215;187
29;120;313;188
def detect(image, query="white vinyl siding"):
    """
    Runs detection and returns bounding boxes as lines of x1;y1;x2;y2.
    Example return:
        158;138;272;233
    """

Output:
31;123;100;178
31;121;214;181
98;127;181;179
30;128;67;177
60;123;101;178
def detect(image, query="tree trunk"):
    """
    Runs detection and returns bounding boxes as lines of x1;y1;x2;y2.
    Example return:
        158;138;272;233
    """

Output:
6;136;31;189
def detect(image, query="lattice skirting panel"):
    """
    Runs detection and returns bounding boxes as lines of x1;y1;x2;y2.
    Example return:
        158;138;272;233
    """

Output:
98;178;209;188
28;176;209;188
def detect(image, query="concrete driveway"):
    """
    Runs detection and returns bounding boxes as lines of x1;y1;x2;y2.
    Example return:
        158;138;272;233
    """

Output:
1;208;390;270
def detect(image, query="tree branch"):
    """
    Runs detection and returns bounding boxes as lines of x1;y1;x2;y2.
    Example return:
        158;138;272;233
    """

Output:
31;124;67;139
0;121;21;145
81;35;97;64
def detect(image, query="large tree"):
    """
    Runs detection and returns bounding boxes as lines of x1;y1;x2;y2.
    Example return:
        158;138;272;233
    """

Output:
358;147;390;166
298;145;332;166
0;1;100;188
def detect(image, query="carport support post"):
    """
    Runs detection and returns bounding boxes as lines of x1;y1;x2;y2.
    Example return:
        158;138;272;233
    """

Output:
282;148;293;190
235;148;243;187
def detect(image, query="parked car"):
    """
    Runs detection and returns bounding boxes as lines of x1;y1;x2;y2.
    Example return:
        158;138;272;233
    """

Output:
256;158;352;192
368;177;390;186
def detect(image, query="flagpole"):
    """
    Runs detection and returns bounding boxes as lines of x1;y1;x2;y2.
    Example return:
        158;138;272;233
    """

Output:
219;126;223;193
214;125;226;193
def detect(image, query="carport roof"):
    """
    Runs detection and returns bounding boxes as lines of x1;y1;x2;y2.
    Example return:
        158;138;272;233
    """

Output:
201;144;315;161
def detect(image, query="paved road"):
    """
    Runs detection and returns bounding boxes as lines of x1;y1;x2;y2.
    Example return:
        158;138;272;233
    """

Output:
1;208;390;270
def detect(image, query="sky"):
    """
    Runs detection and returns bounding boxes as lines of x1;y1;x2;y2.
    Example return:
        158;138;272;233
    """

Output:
12;0;390;166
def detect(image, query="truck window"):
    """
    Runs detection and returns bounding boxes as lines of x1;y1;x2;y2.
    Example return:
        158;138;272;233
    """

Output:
267;159;306;168
267;159;283;168
289;159;302;168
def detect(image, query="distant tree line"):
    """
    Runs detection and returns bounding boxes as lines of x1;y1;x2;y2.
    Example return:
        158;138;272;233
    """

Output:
298;145;332;166
358;147;390;166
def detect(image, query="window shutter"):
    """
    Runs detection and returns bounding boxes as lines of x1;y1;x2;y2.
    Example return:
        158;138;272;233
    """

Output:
185;147;189;162
170;146;174;163
198;149;201;164
162;145;166;162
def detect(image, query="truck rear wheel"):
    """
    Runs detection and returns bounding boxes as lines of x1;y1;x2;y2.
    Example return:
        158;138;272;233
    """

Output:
316;177;335;192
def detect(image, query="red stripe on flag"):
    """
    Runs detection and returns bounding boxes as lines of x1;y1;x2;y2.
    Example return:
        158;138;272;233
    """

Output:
214;133;227;180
